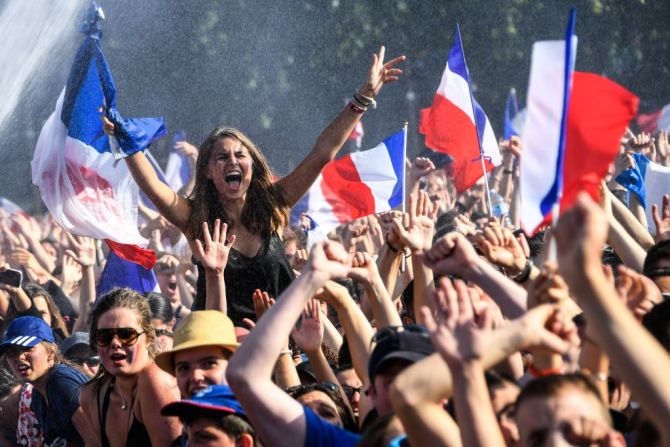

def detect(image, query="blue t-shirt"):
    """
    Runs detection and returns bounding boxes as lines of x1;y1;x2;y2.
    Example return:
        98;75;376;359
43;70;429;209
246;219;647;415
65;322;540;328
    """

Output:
303;406;360;447
31;364;88;447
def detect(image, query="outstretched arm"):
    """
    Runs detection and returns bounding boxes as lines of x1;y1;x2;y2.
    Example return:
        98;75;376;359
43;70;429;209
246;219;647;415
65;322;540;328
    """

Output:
102;118;191;231
556;193;670;442
226;241;351;447
276;47;405;207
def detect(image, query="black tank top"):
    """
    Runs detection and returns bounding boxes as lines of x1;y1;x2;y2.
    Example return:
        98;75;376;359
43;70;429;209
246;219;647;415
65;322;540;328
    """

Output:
98;379;152;447
193;232;295;326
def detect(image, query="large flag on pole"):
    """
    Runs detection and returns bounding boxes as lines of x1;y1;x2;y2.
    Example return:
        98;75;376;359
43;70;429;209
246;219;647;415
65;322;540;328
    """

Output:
419;25;501;193
304;128;406;243
520;9;638;234
31;4;166;251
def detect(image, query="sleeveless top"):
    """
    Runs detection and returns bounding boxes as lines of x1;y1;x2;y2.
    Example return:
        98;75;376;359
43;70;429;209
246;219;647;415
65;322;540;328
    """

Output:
98;379;151;447
193;232;295;326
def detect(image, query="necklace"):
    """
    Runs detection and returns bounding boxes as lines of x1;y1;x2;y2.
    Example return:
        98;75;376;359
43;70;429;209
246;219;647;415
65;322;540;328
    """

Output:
121;399;128;411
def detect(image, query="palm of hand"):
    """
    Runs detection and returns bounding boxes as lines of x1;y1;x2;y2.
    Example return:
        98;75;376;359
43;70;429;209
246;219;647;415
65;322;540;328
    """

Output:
292;318;323;353
200;243;231;272
402;216;434;251
432;321;487;367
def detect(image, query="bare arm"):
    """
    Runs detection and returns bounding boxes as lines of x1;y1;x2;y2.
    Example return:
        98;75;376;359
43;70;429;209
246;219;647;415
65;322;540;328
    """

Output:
608;186;654;250
556;193;670;442
138;364;183;446
226;242;351;447
606;213;646;272
349;252;402;328
276;47;405;207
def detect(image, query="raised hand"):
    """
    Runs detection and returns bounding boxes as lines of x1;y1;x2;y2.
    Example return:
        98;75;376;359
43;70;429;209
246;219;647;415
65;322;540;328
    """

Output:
421;232;480;277
291;300;324;355
421;278;492;368
173;140;198;166
651;194;670;242
615;265;663;320
512;304;580;356
393;191;438;253
379;210;407;252
358;46;406;99
657;131;670;159
304;240;351;282
554;193;608;286
409;157;436;182
64;233;96;267
192;219;236;274
348;251;379;286
475;220;527;275
251;289;275;321
454;214;477;237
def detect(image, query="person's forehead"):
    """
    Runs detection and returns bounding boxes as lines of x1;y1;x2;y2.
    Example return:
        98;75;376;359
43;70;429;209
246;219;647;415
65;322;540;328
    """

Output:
212;137;246;154
98;307;142;328
336;368;362;387
517;388;608;432
174;345;227;363
298;390;337;410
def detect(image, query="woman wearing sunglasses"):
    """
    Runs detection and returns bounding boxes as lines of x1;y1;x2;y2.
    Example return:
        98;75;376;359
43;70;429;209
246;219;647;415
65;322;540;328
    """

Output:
79;288;182;447
0;316;90;446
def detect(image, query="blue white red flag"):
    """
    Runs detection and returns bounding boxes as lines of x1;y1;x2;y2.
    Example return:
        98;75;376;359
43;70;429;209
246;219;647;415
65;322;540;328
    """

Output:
97;242;158;297
419;25;501;192
520;9;638;234
31;9;166;250
504;88;519;140
304;128;406;243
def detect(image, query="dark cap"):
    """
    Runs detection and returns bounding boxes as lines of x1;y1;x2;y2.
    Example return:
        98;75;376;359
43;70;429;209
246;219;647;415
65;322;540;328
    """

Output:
59;332;90;356
368;325;434;382
161;385;246;419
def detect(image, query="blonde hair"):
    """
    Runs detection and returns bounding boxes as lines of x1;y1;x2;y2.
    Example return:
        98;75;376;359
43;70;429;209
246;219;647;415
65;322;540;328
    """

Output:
186;127;289;241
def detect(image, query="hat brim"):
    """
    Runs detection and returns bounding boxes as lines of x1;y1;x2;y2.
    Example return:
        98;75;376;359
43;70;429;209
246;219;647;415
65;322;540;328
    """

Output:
161;400;238;418
0;335;45;354
155;340;239;376
370;351;427;380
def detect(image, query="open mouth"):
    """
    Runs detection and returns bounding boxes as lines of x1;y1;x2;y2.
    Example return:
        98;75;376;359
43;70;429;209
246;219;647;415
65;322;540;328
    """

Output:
167;281;177;292
110;353;127;362
17;364;30;373
225;172;242;189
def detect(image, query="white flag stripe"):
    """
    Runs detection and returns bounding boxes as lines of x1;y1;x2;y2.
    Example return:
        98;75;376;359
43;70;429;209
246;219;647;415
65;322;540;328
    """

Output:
350;142;399;214
521;40;569;231
437;62;475;122
644;162;670;231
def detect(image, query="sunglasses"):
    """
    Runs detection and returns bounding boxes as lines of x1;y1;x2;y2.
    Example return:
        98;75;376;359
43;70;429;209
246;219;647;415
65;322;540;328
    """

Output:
285;382;340;398
155;329;174;338
69;356;101;367
94;328;145;347
341;384;363;399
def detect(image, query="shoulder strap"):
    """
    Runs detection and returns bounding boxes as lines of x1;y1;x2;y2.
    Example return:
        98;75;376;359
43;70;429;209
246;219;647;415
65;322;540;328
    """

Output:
98;380;113;447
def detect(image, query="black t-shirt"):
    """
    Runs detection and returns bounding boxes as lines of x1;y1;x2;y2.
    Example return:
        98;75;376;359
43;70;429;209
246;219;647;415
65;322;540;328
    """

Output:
193;232;295;326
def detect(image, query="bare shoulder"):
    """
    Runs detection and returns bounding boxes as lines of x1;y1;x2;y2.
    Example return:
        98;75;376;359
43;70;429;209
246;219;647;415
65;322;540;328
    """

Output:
138;362;179;398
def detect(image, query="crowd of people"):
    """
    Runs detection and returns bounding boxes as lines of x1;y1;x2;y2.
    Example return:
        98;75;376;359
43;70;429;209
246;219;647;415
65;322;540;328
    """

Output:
1;45;670;447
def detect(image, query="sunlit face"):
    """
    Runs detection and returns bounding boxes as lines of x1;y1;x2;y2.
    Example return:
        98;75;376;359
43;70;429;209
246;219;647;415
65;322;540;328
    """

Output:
206;137;253;202
297;390;342;428
5;342;54;382
96;308;150;378
153;318;174;353
369;360;412;416
32;295;52;326
174;346;230;398
515;387;625;447
185;417;239;447
335;368;362;416
155;263;179;302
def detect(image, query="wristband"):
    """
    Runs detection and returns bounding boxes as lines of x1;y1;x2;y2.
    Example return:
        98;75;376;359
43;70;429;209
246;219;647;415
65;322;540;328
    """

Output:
512;259;533;283
528;363;562;378
279;349;293;356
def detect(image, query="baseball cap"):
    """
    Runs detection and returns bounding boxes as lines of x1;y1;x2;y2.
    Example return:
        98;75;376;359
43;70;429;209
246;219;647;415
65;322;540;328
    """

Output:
368;325;435;381
155;311;239;375
59;332;90;356
161;385;245;419
0;316;55;353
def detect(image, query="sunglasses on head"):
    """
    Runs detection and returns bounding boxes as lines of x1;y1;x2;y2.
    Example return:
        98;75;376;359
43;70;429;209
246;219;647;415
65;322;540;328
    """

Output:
94;328;144;347
285;382;340;398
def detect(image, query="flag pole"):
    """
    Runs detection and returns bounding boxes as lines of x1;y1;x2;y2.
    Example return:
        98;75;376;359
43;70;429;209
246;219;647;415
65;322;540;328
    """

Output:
456;24;493;217
401;122;408;272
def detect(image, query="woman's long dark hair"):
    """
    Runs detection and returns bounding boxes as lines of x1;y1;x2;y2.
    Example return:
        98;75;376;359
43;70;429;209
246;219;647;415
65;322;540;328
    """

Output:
186;127;289;241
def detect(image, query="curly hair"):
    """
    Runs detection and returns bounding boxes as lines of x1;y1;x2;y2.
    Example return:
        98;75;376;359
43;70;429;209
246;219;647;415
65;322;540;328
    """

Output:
186;127;289;241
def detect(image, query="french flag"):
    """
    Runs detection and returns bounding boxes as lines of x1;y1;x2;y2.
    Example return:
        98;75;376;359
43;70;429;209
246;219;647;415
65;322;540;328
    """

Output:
520;9;638;234
31;5;165;267
420;25;501;193
305;128;406;243
164;131;192;190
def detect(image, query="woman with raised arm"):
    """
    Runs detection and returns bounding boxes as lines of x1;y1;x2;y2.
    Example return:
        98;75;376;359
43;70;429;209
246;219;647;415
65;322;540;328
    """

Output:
104;47;404;325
